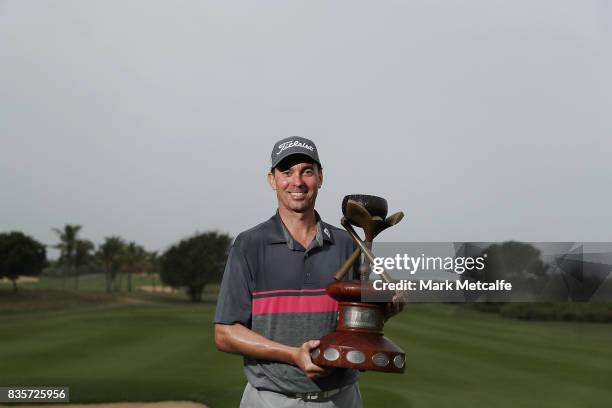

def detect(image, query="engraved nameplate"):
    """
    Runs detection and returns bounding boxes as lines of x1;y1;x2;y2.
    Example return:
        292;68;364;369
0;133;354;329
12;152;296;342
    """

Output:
343;306;380;330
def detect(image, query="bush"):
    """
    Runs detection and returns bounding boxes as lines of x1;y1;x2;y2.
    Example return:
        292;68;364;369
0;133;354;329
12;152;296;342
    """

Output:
161;231;232;302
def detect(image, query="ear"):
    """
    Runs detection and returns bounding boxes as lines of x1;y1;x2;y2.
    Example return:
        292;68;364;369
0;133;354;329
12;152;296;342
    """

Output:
317;167;323;189
267;170;277;191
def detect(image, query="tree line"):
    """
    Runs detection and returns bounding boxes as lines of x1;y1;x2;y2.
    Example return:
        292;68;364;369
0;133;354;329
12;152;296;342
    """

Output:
0;225;232;302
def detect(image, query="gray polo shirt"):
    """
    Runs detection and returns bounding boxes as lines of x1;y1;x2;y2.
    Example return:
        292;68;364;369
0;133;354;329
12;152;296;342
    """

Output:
214;212;359;394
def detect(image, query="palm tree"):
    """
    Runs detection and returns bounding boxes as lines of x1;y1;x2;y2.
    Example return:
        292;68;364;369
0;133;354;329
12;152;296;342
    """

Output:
123;242;147;292
52;224;82;289
147;251;161;292
98;236;125;293
74;239;94;290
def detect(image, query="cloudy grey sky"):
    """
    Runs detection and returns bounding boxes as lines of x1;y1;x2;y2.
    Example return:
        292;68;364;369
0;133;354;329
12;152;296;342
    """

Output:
1;0;611;257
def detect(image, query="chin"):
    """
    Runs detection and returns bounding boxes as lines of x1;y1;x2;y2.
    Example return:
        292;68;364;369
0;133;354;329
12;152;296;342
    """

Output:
288;201;314;213
289;205;309;213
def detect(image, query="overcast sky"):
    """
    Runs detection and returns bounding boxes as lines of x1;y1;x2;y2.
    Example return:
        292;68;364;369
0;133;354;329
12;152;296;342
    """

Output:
1;0;611;257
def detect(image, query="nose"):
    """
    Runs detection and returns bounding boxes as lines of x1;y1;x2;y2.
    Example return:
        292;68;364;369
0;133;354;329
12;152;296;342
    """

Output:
290;172;305;187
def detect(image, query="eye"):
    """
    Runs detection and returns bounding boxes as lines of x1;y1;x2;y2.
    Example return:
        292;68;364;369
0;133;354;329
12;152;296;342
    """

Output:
282;170;292;177
303;169;314;176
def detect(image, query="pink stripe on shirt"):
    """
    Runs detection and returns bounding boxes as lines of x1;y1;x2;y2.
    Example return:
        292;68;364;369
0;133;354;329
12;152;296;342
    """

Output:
252;294;338;315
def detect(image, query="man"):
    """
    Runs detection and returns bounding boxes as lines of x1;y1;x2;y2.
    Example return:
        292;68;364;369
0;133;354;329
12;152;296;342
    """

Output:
214;136;362;407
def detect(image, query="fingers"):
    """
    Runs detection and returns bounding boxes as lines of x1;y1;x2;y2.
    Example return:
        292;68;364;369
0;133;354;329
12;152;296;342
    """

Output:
303;358;325;379
384;298;405;321
304;339;320;350
306;364;325;375
298;339;326;379
392;291;407;304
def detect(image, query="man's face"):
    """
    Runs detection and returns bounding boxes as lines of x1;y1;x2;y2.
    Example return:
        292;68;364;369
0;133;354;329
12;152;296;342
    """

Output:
268;156;323;214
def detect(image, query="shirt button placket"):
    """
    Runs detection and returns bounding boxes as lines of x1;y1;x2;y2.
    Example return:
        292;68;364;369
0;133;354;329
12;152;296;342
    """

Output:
304;252;311;285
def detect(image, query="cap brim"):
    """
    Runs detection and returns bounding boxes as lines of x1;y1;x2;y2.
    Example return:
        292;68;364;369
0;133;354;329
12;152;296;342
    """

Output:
272;152;320;169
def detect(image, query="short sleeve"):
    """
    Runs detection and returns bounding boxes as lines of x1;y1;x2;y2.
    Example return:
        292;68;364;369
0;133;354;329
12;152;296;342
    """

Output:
214;244;254;326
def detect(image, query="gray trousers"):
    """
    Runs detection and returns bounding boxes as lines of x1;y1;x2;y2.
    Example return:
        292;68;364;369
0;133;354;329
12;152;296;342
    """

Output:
239;382;363;408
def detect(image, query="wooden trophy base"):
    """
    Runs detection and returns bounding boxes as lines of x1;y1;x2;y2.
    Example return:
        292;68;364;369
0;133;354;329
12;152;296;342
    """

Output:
310;281;405;373
312;329;405;373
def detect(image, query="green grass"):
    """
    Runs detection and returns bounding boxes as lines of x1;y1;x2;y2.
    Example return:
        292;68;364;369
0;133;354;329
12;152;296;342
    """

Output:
0;291;242;406
1;273;174;293
0;291;611;407
363;305;612;407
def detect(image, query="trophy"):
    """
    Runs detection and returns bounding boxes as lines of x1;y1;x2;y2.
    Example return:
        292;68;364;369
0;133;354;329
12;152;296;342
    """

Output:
310;194;406;373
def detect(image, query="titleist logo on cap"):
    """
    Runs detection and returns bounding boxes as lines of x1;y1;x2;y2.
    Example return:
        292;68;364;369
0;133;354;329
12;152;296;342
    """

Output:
276;140;315;155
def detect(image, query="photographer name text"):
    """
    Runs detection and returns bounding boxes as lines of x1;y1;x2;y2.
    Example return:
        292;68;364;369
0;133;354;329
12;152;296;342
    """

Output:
374;279;512;291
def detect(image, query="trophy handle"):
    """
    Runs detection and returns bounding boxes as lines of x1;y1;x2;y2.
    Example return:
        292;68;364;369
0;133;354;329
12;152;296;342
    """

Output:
335;248;361;281
342;218;394;284
334;210;405;281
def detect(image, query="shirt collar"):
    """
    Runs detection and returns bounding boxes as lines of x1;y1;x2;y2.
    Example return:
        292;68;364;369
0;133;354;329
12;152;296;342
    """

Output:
265;211;335;248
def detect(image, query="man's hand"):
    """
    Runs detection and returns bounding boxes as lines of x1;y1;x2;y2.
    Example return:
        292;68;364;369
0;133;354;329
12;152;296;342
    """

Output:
383;292;406;322
292;340;334;379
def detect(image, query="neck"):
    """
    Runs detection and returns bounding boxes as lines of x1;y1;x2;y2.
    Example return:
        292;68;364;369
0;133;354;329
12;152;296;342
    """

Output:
277;207;318;248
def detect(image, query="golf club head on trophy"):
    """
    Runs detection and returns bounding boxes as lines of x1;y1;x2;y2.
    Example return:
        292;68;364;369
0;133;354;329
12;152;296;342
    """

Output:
310;194;406;373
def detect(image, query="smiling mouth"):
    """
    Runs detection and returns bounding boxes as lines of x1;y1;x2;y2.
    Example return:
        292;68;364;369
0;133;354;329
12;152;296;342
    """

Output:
289;192;307;199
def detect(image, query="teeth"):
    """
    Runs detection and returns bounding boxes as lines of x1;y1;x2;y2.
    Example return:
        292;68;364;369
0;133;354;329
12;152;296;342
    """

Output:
290;192;305;198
